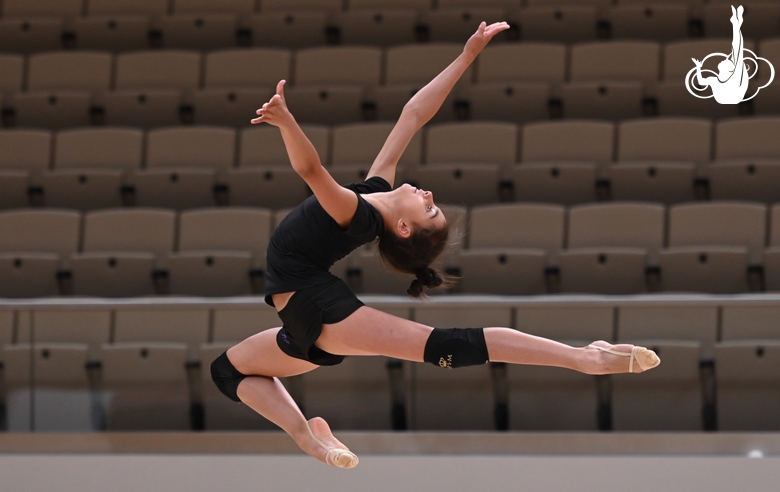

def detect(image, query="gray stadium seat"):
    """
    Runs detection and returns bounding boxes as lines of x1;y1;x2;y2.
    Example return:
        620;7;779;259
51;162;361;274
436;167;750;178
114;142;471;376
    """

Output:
516;6;598;43
0;209;81;256
192;88;270;127
332;122;423;167
87;0;169;15
173;0;256;14
0;129;51;209
101;89;183;128
655;80;741;119
333;9;418;47
0;18;64;54
69;252;157;297
113;308;210;361
424;7;505;43
668;202;767;257
558;248;648;294
617;305;718;360
715;117;780;160
354;250;411;295
27;52;113;91
3;343;93;432
0;171;29;209
227;167;310;209
570;41;661;82
721;306;780;341
521;121;614;167
2;0;83;17
425;122;518;165
609;162;696;204
567;202;665;252
386;44;471;86
478;43;566;83
15;309;111;361
560;81;644;121
248;11;328;49
0;54;24;94
158;13;240;51
617;118;712;163
0;253;60;298
294;47;382;87
709;160;780;204
72;15;150;52
608;4;688;42
284;85;364;125
469;203;565;250
166;251;253;296
350;0;430;7
115;50;202;91
407;164;500;206
659;246;750;293
503;162;598;205
769;204;780;246
611;340;703;431
82;208;176;255
204;48;292;88
715;340;780;431
261;0;343;10
179;207;272;258
240;124;329;166
458;248;547;295
101;342;191;430
464;83;550;124
10;91;92;130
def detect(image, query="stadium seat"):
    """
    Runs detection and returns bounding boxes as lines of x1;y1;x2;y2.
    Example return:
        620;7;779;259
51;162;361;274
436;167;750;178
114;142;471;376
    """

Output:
332;122;423;167
659;246;750;293
212;306;282;342
609;162;696;204
458;248;547;295
721;305;780;341
755;246;780;291
424;7;506;43
617;117;712;163
87;0;169;16
0;311;13;352
158;13;240;51
0;54;24;94
82;208;176;255
770;204;780;246
715;340;780;431
370;83;458;123
502;162;598;205
703;2;780;39
100;89;183;128
617;306;718;360
113;308;210;360
41;128;143;210
560;81;644;120
72;15;151;52
261;0;343;10
611;340;703;430
521;121;614;166
668;202;767;254
3;343;93;432
354;250;411;294
477;44;567;83
204;48;291;88
655;80;742;119
0;129;51;208
407;164;500;206
2;0;82;18
0;209;81;256
301;356;398;430
0;171;29;210
294;47;382;86
464;83;550;124
239;125;329;166
507;345;599;430
386;44;471;86
192;88;270;126
228;167;310;209
166;251;253;296
15;309;111;361
709;161;780;204
715;117;780;160
70;252;157;297
568;202;665;251
27;52;113;91
558;248;648;294
570;41;661;82
115;50;202;90
513;305;614;343
200;342;281;430
350;0;431;8
173;0;256;14
178;208;272;257
438;0;518;9
247;11;328;49
425;122;518;165
608;4;689;42
101;342;191;430
0;18;64;54
469;203;565;250
333;9;418;47
0;253;60;297
284;86;364;125
516;6;598;43
10;91;92;130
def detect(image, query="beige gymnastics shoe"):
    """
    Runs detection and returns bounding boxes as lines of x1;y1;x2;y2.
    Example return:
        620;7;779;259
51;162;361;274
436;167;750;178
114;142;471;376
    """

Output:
589;343;661;373
307;419;359;469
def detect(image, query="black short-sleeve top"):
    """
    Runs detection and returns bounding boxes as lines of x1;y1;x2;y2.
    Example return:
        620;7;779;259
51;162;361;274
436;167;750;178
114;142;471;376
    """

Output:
264;176;392;306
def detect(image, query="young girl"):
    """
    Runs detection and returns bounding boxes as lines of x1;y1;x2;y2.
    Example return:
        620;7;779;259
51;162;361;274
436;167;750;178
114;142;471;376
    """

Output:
211;22;660;469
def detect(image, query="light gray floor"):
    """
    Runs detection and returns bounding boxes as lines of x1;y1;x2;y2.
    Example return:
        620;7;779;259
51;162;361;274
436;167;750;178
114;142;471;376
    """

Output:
1;454;779;492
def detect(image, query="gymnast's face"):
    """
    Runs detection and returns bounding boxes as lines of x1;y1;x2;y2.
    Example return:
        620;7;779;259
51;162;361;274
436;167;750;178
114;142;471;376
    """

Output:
394;183;447;238
718;59;735;80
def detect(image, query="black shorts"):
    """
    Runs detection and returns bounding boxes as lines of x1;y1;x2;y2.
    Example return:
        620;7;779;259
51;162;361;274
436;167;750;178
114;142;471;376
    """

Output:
275;276;364;366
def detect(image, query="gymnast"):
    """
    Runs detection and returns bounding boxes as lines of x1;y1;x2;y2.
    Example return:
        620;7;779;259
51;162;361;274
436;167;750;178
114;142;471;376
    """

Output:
211;22;660;469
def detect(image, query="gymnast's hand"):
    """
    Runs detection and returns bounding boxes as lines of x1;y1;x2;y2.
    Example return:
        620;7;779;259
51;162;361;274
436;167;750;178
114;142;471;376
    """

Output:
251;79;294;127
463;21;510;59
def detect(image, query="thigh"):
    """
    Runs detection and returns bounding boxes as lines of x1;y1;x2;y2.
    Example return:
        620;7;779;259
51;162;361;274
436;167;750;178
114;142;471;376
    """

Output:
227;327;318;378
316;306;433;362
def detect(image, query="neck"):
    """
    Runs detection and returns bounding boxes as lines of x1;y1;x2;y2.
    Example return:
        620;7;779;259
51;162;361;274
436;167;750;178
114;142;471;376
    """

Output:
362;191;397;231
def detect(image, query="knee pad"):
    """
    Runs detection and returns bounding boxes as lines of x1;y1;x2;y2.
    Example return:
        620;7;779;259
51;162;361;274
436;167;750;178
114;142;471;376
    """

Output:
423;328;489;369
210;351;246;403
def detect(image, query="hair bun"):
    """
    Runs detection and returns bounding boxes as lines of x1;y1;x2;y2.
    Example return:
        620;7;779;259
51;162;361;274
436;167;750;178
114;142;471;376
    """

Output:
416;267;443;288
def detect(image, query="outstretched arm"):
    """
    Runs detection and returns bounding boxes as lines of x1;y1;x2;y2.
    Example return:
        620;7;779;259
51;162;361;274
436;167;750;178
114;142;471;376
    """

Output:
253;80;357;227
366;21;510;186
692;58;710;87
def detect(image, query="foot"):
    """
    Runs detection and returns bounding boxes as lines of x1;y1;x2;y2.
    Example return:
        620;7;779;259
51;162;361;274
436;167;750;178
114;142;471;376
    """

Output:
304;417;358;469
586;341;660;374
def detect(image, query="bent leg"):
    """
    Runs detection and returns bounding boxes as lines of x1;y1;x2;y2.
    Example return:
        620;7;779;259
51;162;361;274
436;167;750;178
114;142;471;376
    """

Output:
316;307;647;374
226;328;352;466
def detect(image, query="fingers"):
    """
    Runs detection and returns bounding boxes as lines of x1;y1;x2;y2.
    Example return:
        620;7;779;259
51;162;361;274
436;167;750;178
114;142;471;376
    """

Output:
276;79;286;98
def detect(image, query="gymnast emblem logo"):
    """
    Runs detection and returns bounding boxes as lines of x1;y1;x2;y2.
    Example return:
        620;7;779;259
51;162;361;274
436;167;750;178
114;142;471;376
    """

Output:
686;5;774;104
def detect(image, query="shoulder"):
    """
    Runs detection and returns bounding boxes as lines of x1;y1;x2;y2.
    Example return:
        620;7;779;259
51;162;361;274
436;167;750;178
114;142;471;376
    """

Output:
346;176;392;195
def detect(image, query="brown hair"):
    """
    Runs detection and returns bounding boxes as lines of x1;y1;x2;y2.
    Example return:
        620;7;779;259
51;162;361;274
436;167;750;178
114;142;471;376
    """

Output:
377;222;456;298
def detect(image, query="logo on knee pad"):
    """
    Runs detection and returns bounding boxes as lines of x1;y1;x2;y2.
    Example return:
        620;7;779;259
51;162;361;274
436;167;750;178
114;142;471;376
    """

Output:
439;355;453;369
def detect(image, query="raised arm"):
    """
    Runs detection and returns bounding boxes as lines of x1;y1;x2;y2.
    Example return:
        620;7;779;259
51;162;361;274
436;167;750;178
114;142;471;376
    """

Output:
253;80;357;227
366;21;510;186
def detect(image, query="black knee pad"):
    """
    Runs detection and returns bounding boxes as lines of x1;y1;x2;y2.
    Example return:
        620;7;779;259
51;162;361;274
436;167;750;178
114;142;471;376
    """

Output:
423;328;489;369
210;351;246;403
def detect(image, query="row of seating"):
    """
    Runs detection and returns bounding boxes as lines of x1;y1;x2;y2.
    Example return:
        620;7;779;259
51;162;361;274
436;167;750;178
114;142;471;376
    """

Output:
4;201;780;296
2;300;779;431
3;3;778;54
3;40;778;91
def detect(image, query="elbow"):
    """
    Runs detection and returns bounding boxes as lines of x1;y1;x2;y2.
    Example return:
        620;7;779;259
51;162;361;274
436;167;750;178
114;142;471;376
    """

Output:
400;103;423;128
